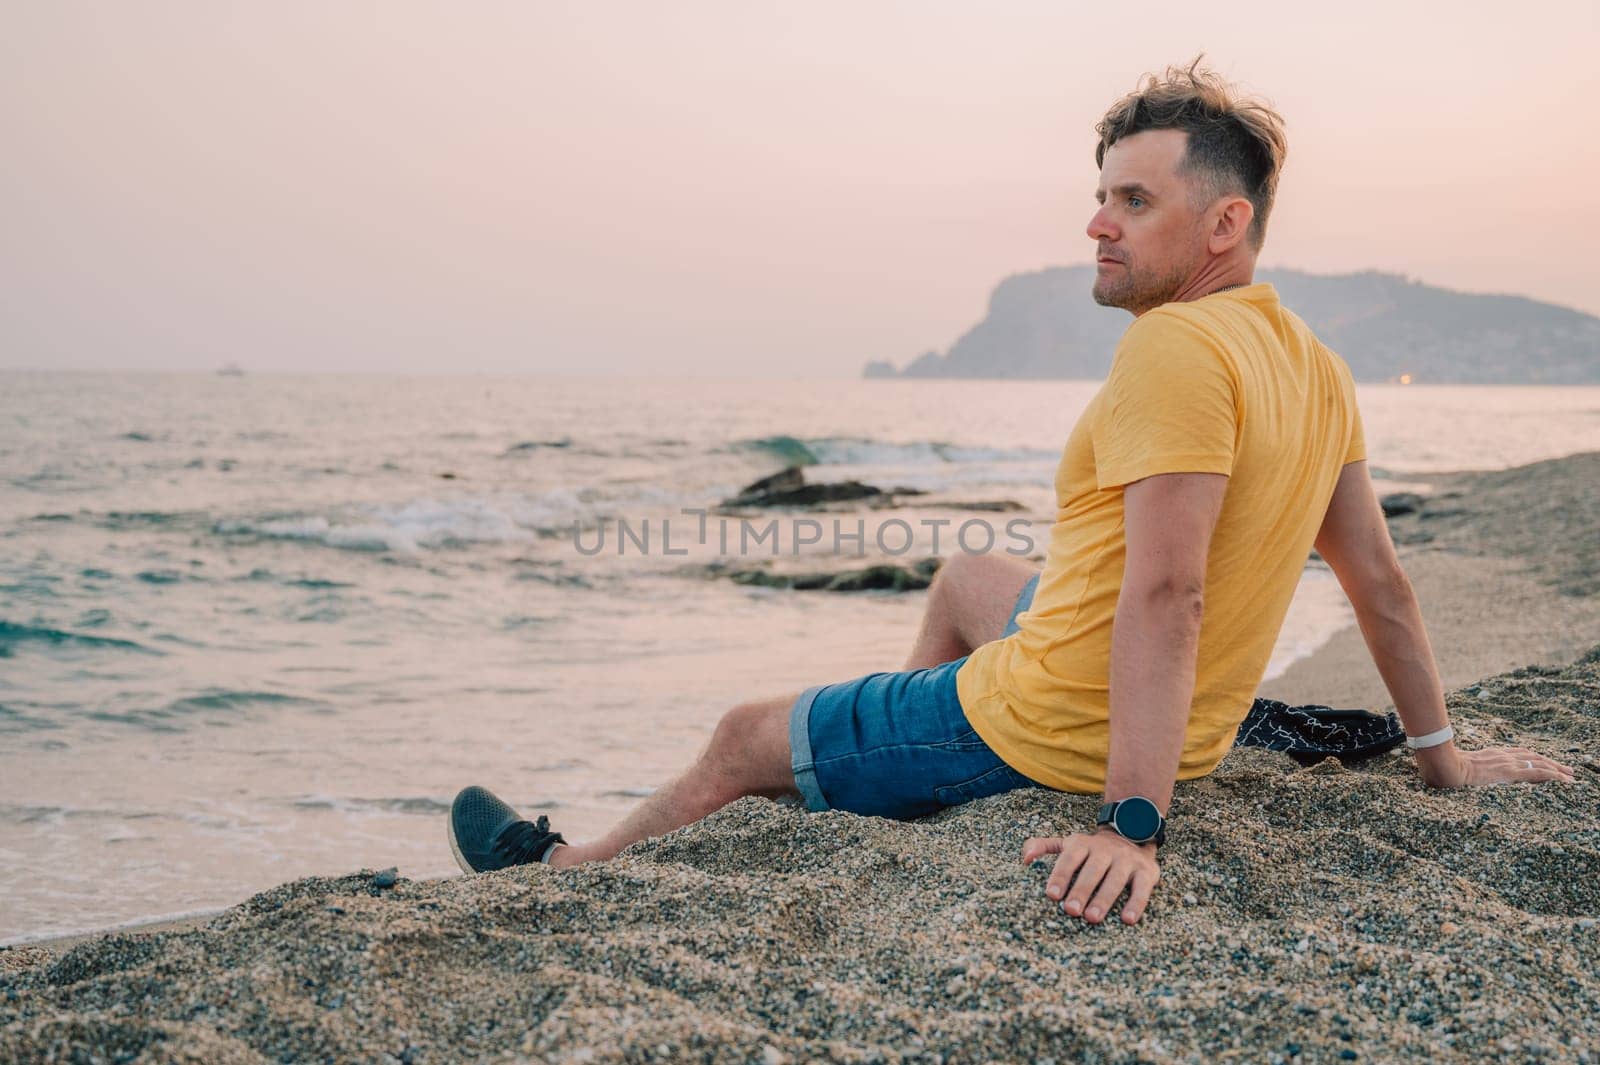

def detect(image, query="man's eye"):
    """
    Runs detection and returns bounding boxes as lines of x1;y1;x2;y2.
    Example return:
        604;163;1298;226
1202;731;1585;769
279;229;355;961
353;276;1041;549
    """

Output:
1128;197;1144;208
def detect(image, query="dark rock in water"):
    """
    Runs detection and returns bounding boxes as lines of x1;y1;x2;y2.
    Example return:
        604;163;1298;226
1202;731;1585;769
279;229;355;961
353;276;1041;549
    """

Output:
1379;492;1425;517
501;439;573;456
728;557;942;592
723;466;925;508
914;500;1027;513
372;868;398;889
738;466;806;498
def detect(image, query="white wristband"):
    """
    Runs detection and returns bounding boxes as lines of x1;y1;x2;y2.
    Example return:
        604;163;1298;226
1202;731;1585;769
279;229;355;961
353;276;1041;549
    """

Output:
1405;724;1455;750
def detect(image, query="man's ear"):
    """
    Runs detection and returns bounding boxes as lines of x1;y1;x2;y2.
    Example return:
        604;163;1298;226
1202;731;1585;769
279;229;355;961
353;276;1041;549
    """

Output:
1208;197;1254;254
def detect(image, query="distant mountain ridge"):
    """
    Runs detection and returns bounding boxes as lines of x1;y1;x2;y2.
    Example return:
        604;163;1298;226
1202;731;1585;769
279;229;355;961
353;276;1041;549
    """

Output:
864;266;1600;383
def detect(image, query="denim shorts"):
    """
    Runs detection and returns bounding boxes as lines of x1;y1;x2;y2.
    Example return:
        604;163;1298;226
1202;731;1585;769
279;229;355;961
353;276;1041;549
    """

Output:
788;572;1044;818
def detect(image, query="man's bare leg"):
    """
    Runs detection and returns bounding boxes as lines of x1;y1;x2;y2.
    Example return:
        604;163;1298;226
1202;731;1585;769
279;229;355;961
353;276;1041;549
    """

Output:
547;691;799;868
902;552;1041;670
548;553;1038;869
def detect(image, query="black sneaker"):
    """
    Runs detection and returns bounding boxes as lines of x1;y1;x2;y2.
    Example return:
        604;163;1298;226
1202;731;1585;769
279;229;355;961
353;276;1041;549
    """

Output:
448;786;566;873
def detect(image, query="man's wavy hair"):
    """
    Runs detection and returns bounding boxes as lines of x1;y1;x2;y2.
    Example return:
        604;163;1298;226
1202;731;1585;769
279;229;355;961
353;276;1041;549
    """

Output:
1095;58;1288;250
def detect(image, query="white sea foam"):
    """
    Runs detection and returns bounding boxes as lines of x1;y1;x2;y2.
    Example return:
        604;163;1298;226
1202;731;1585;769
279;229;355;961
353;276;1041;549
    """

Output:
289;795;454;816
216;494;605;553
805;437;1057;466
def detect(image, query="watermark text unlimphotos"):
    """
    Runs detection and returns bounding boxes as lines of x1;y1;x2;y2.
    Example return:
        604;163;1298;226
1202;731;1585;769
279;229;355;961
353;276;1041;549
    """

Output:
573;508;1037;557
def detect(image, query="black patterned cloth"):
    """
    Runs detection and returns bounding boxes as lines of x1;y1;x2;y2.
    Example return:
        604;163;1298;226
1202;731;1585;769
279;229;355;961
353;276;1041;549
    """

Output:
1231;698;1405;765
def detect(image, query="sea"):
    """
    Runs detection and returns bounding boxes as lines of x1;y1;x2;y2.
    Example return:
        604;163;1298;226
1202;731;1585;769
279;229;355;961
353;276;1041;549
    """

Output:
3;371;1599;944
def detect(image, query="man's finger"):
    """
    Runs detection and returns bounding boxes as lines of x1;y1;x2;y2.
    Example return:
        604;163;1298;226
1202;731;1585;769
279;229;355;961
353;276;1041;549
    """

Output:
1120;865;1160;925
1062;851;1112;916
1501;751;1576;783
1083;862;1132;924
1536;754;1577;779
1521;756;1574;782
1525;753;1575;778
1045;839;1089;901
1020;836;1064;865
1492;747;1574;779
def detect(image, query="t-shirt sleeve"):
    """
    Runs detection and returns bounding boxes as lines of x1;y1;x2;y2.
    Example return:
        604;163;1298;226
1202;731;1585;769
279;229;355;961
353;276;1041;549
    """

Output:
1092;310;1239;490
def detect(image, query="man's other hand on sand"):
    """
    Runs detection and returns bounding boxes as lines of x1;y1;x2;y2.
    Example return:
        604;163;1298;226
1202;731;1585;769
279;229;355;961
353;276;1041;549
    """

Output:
1415;743;1575;788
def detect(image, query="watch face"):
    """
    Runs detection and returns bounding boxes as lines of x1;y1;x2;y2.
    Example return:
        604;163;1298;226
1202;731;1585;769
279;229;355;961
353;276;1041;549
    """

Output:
1114;797;1161;842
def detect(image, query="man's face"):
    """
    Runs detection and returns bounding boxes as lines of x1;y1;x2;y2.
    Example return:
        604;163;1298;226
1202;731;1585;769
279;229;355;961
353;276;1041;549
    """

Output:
1087;129;1210;314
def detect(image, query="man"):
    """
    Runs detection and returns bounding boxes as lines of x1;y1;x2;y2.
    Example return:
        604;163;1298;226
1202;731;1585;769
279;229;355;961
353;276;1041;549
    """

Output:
448;60;1575;925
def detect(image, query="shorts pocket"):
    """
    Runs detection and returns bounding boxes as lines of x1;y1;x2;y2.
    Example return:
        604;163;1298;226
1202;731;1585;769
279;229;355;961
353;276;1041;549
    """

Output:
930;727;994;753
933;763;1033;806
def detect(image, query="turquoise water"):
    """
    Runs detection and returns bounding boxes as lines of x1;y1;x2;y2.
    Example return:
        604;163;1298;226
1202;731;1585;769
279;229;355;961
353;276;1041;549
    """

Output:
3;371;1598;942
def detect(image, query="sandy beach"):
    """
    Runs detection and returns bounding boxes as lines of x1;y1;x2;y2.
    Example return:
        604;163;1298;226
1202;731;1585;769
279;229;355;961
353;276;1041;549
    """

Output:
3;452;1596;1063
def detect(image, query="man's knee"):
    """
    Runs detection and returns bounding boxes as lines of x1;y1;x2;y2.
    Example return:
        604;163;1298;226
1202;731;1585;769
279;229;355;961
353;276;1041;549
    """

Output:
709;700;766;756
929;549;982;596
927;551;1037;646
924;551;984;628
705;696;797;794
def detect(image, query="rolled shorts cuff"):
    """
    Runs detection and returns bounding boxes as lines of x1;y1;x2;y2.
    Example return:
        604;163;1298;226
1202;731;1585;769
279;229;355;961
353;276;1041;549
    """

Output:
788;684;831;812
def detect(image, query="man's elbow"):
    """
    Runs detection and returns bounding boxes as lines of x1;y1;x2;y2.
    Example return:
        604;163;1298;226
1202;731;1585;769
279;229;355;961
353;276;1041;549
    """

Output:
1354;560;1414;608
1123;573;1206;628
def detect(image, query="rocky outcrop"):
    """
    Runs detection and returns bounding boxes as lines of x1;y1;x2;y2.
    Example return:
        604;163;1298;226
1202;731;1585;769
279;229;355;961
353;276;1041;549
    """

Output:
867;266;1600;384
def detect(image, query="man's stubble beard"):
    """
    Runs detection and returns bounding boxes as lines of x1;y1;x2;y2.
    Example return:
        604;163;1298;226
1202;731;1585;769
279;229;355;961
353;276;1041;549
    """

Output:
1092;258;1192;315
1093;224;1209;314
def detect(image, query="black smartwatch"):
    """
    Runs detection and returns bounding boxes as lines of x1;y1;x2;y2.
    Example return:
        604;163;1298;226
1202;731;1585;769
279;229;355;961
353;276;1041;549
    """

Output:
1095;796;1166;846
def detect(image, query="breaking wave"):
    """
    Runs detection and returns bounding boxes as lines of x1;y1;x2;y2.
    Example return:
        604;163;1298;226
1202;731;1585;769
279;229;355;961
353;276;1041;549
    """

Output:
214;493;597;553
733;435;1057;468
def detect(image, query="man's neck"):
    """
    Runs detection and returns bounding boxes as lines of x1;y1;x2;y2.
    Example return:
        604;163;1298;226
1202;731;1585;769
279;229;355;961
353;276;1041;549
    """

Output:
1124;256;1258;317
1157;254;1258;310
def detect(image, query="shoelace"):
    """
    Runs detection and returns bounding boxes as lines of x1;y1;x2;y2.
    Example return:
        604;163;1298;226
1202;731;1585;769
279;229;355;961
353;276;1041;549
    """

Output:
491;815;561;865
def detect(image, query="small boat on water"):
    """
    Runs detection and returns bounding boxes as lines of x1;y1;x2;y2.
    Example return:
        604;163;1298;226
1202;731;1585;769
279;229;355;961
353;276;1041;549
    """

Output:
217;363;246;377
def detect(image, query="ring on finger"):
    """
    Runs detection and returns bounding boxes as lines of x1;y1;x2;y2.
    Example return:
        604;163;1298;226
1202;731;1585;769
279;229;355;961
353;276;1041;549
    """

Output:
1524;759;1534;770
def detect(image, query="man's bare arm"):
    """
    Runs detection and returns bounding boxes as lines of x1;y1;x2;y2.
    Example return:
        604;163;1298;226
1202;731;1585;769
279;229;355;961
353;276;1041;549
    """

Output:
1026;471;1227;925
1313;460;1573;788
1102;471;1228;810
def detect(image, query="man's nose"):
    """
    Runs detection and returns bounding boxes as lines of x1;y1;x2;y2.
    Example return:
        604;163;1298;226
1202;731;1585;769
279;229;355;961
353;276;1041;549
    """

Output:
1086;207;1117;243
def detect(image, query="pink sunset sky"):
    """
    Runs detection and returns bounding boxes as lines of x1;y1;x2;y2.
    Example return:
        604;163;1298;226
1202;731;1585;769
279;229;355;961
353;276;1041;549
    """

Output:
3;1;1596;377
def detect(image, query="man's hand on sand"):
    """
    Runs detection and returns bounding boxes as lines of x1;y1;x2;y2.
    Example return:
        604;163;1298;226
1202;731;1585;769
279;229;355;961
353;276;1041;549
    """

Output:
1021;831;1160;926
1417;744;1575;789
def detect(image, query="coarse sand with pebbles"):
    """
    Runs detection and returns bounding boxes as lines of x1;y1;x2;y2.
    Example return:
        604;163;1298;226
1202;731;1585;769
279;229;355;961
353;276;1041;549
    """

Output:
3;643;1598;1064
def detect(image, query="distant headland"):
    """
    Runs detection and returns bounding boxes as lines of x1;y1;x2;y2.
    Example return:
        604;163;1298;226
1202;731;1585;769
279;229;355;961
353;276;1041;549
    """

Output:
864;267;1600;384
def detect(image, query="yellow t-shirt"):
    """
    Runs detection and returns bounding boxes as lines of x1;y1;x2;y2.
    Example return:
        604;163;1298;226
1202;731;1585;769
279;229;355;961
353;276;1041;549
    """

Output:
955;283;1365;793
